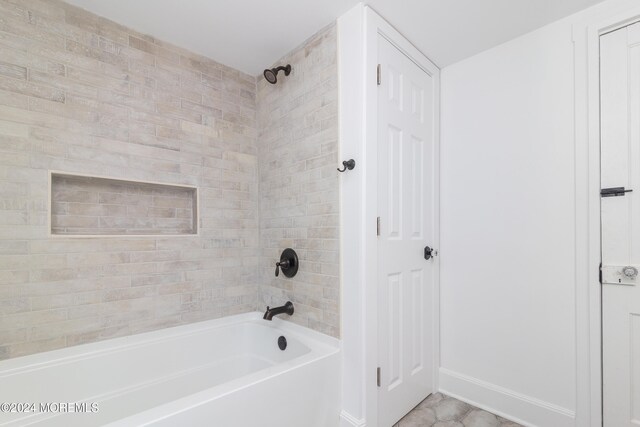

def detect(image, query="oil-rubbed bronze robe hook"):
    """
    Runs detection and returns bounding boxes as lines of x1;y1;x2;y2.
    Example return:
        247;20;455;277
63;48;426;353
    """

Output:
337;159;356;173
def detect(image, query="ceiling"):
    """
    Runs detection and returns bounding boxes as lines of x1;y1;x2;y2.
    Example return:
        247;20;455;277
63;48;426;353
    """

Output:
64;0;605;76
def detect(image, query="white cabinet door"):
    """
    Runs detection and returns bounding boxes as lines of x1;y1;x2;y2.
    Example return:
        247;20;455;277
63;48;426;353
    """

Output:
377;35;437;427
601;21;640;427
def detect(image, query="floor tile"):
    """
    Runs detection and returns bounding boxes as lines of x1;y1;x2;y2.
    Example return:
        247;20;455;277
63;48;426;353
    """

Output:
434;398;471;421
393;393;523;427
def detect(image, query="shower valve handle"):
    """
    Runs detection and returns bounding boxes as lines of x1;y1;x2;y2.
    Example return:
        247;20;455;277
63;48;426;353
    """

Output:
274;248;299;278
275;260;290;277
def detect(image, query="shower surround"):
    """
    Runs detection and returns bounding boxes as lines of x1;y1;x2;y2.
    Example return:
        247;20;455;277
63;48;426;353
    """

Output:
257;25;340;338
0;0;339;360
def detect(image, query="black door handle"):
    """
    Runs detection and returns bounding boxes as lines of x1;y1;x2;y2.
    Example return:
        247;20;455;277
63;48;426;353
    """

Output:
424;246;433;260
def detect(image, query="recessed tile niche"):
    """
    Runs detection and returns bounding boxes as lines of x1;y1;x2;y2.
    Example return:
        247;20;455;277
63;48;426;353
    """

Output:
50;173;198;236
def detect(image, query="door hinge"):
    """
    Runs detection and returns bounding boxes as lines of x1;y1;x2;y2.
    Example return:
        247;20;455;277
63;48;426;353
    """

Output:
377;367;381;387
599;262;602;284
376;217;380;236
377;64;381;86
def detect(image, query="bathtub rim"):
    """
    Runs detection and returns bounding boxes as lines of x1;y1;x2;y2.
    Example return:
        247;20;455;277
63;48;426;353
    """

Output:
0;312;340;376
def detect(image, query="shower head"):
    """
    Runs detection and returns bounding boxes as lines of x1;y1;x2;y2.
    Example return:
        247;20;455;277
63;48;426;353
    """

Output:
263;64;291;84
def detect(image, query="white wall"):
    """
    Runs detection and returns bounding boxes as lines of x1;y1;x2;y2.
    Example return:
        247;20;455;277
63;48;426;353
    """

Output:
441;10;577;416
440;0;639;425
337;5;367;426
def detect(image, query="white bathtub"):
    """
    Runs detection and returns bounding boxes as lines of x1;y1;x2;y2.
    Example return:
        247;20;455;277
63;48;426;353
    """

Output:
0;312;341;427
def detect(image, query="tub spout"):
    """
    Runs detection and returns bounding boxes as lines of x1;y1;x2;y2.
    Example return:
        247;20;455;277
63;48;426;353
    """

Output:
263;301;294;321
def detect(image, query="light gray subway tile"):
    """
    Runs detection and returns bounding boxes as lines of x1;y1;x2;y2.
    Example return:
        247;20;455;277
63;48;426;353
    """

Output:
0;0;340;360
257;23;339;337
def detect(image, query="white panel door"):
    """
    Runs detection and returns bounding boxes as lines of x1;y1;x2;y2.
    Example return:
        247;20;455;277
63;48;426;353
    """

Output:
601;21;640;427
377;35;436;427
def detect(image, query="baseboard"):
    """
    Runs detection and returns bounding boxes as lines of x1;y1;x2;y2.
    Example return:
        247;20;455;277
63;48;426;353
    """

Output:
340;410;366;427
439;368;575;427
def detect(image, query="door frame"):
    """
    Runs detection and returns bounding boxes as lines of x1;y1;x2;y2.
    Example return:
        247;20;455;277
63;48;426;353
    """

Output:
338;5;440;426
574;5;640;426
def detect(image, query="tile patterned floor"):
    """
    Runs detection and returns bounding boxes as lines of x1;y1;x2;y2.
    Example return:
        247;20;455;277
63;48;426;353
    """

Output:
393;393;523;427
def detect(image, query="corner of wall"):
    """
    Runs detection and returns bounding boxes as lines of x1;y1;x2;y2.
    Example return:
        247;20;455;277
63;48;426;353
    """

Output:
255;22;341;338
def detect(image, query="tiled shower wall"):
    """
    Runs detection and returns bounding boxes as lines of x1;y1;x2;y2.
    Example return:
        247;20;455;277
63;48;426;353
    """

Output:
257;25;340;337
0;1;340;360
0;0;259;359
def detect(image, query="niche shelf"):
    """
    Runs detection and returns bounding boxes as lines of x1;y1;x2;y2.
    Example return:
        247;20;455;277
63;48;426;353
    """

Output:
50;172;198;236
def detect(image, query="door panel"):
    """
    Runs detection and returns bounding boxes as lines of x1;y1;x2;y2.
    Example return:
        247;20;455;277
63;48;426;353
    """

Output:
601;21;640;427
410;136;424;240
387;124;403;239
377;35;436;427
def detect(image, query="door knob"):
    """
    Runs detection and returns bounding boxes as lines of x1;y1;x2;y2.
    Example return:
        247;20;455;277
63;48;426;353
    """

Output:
424;246;437;260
